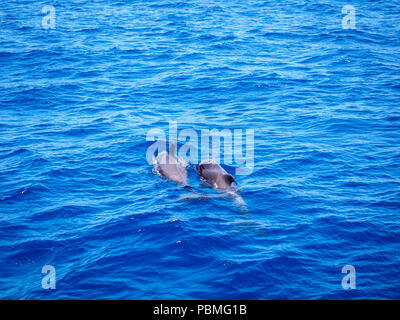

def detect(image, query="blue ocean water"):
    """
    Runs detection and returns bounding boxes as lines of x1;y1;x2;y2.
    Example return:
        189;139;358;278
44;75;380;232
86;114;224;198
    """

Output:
1;0;400;299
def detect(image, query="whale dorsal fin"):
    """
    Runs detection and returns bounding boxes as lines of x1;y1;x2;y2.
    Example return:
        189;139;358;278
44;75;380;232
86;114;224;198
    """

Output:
223;174;235;185
169;142;176;158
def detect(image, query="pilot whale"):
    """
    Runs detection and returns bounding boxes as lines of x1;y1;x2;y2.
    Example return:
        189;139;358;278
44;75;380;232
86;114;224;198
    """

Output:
153;144;188;185
198;160;235;190
198;160;248;212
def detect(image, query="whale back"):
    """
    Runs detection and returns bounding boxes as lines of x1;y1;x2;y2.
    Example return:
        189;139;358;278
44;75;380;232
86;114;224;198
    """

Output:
155;149;188;185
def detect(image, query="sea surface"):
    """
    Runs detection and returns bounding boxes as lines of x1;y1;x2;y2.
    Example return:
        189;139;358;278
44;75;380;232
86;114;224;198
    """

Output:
1;0;400;299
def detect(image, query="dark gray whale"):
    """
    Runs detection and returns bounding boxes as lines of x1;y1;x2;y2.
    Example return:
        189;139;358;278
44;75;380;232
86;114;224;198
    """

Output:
198;160;248;212
198;160;235;190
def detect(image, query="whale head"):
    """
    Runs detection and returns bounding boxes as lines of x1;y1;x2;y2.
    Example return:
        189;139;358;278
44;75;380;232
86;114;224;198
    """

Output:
198;161;235;190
